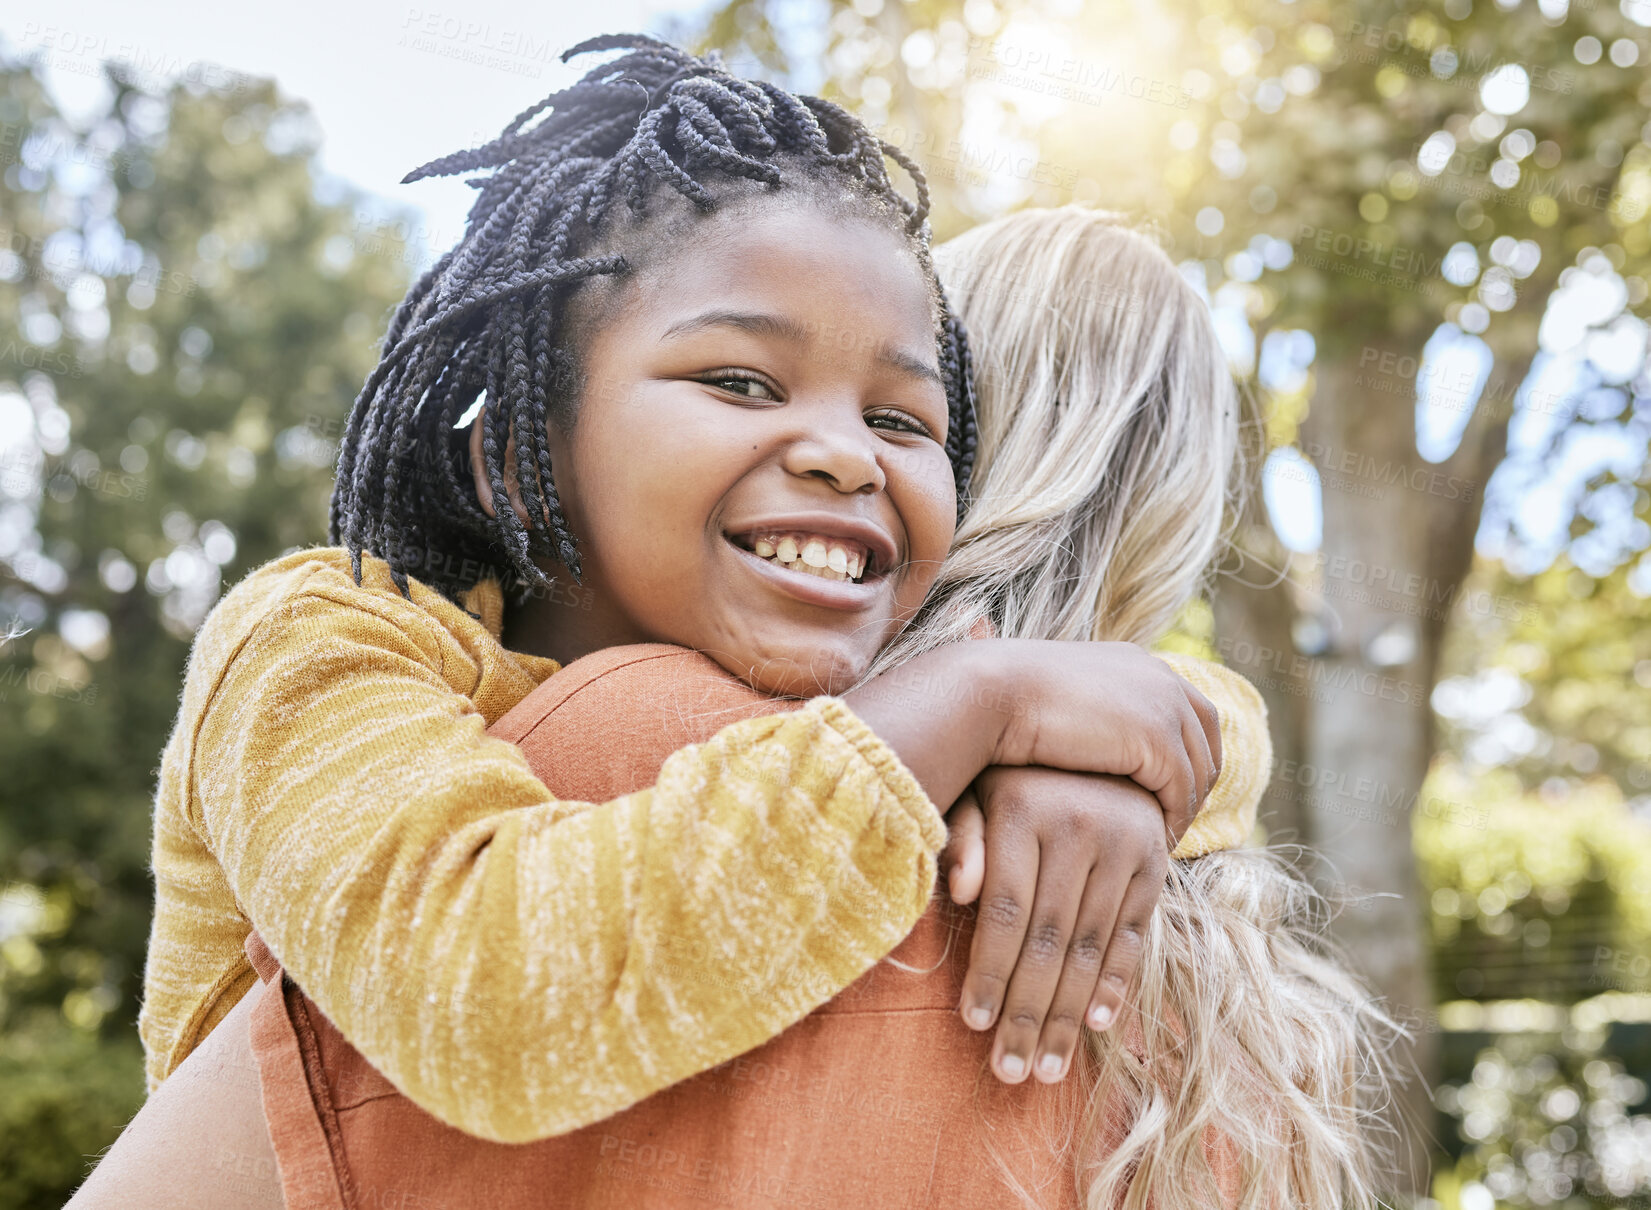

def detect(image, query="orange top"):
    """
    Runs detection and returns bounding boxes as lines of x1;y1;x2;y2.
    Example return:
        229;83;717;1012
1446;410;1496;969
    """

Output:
244;644;1242;1209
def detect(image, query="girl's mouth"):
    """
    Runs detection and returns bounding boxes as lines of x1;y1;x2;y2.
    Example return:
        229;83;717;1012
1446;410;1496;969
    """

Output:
727;530;878;584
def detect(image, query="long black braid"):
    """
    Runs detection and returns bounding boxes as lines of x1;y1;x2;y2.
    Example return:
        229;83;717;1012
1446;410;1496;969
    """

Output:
328;33;979;605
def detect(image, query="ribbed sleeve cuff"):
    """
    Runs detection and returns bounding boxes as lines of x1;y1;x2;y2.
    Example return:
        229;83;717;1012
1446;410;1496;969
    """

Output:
809;696;948;854
1172;804;1254;860
1160;655;1268;861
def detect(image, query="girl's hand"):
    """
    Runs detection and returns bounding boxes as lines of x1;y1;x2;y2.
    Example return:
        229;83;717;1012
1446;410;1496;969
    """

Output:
939;767;1170;1084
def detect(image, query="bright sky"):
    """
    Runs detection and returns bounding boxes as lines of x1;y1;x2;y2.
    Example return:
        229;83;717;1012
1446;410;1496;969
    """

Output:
1;0;703;243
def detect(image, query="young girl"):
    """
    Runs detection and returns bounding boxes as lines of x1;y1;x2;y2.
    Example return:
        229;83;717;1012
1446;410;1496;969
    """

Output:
134;33;1256;1148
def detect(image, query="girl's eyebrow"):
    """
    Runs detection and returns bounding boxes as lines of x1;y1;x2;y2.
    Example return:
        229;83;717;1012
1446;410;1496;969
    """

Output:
661;308;945;387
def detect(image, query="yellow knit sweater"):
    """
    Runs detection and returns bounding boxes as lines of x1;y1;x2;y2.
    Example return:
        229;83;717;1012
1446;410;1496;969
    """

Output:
140;547;1269;1143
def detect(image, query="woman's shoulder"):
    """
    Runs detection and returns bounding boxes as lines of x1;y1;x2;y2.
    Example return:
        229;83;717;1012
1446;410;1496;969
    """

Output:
551;642;736;688
490;644;794;798
492;644;775;743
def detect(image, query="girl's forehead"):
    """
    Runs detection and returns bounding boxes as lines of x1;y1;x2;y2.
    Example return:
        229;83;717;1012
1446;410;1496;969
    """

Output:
636;206;933;324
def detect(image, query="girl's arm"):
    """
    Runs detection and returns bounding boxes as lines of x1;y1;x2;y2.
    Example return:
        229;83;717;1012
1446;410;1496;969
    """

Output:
933;655;1272;1087
484;642;1269;1098
182;584;953;1144
166;558;1218;1143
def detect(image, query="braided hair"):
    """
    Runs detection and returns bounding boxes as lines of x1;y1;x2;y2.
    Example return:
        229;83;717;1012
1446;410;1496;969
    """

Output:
327;33;979;605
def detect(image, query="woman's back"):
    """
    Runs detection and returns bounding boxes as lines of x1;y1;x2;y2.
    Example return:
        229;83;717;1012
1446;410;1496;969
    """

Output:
247;644;1240;1209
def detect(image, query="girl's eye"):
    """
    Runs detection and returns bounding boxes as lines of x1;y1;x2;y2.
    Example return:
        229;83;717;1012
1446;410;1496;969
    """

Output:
699;371;781;402
866;409;936;439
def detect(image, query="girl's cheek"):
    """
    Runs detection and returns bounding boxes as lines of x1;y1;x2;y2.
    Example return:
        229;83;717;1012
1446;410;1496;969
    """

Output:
897;456;958;563
898;560;944;619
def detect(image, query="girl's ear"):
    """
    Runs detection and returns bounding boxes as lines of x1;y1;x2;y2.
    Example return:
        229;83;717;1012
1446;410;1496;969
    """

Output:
468;405;533;525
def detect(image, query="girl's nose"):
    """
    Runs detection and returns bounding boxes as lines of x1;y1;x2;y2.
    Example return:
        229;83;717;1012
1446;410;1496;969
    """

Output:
779;408;888;496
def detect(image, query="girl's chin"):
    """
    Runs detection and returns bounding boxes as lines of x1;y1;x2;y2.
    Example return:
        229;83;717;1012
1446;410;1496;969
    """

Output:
707;642;874;700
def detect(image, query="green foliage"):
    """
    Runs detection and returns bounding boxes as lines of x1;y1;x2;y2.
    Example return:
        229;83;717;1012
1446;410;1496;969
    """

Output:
1436;555;1651;798
1425;553;1651;1006
0;55;411;1205
1433;1031;1651;1208
0;1010;144;1210
1416;762;1648;1003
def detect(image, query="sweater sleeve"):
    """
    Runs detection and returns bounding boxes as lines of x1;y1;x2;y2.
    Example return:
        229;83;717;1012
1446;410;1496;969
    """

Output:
190;588;945;1143
1156;654;1271;860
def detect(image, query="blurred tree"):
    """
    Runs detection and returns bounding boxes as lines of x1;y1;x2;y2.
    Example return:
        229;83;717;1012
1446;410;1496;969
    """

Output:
1434;1030;1651;1206
0;54;411;1208
688;0;1651;1194
1415;764;1644;1003
1426;554;1651;1012
1437;554;1651;801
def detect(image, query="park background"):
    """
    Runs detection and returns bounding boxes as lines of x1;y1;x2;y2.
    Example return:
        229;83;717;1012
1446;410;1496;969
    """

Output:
3;0;1651;1205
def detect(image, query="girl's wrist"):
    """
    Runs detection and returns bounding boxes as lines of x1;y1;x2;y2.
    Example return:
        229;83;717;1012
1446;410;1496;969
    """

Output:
955;638;1038;768
843;642;1012;809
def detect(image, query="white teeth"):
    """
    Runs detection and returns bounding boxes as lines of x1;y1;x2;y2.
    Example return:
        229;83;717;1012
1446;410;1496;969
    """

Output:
737;530;873;583
780;558;836;580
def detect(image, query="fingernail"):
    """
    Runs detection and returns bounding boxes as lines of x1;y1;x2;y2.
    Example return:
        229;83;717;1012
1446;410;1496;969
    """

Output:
1000;1053;1026;1078
967;1005;992;1029
1089;1005;1113;1030
1038;1053;1063;1078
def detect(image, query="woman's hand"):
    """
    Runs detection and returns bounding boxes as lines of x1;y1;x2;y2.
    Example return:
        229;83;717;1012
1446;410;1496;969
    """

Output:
939;767;1171;1084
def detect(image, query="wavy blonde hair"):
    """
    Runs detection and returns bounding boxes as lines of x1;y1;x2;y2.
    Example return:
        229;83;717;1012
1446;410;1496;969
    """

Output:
866;207;1405;1209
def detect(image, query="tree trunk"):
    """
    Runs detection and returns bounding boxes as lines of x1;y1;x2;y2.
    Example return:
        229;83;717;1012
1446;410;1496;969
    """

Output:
1211;508;1311;846
1299;353;1442;1194
1215;320;1538;1199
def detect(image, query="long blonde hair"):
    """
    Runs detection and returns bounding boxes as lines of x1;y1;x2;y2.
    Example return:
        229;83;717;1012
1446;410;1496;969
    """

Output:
871;207;1404;1209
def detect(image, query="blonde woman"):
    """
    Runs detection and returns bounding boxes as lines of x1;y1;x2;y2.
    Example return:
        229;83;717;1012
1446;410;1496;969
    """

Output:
72;207;1399;1210
914;207;1404;1208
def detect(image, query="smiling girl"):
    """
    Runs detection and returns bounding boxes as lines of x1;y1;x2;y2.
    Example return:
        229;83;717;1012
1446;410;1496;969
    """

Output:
130;36;1249;1152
